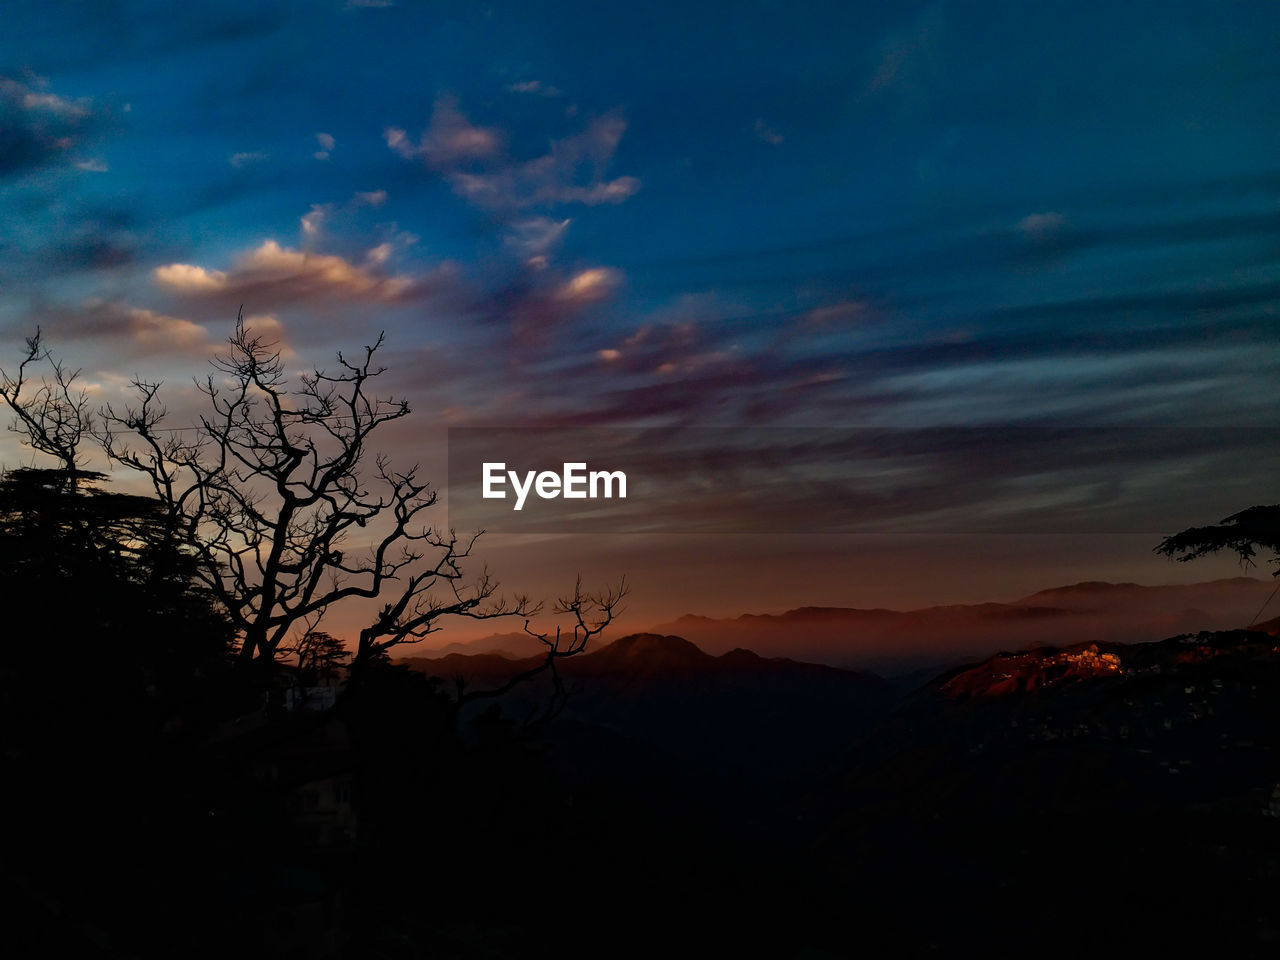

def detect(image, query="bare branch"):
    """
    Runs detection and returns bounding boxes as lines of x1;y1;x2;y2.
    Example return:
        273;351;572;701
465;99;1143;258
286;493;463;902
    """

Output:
99;310;494;673
454;574;629;725
0;328;93;481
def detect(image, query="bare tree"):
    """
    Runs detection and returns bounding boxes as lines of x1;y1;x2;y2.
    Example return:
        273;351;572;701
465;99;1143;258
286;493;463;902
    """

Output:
453;574;629;727
0;328;93;487
101;313;536;677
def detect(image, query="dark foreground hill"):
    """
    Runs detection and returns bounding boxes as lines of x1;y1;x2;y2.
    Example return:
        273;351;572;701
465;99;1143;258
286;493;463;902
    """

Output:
808;627;1280;956
399;626;1280;957
404;633;895;788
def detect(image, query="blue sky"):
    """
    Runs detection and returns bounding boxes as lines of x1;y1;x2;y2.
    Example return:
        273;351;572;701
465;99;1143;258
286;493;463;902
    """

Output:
2;1;1278;621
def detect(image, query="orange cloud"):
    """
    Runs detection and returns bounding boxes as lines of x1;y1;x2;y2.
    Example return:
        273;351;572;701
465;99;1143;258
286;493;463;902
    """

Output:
153;240;445;306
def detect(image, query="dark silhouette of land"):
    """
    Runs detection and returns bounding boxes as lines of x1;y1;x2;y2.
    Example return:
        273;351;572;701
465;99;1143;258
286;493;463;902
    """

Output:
5;329;1280;957
7;528;1280;955
398;623;1280;957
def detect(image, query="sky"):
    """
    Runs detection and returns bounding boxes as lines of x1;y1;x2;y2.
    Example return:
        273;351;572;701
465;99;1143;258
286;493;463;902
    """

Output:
2;1;1279;636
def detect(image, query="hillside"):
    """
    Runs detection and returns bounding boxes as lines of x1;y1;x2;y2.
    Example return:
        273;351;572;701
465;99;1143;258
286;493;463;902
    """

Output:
646;576;1276;671
402;633;895;784
401;621;1280;954
807;626;1280;954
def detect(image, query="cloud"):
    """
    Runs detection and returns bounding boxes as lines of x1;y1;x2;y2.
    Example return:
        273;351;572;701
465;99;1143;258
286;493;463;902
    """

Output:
299;189;390;239
154;262;226;292
466;262;626;353
21;90;90;119
153;239;447;306
74;158;109;172
0;75;103;176
34;299;213;355
126;307;212;351
802;300;870;327
389;97;640;212
1018;211;1066;242
507;80;561;97
300;205;326;237
314;131;335;160
238;312;295;357
1;204;141;277
754;118;784;145
866;4;945;98
229;151;268;168
589;320;733;379
386;96;501;166
557;267;620;303
505;217;571;268
470;297;895;428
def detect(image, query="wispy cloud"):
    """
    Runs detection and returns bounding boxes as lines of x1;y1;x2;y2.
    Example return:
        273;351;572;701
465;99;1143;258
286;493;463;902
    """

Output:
33;299;212;356
228;151;268;168
0;75;104;177
299;188;389;239
1017;211;1066;242
386;96;501;167
507;80;561;97
866;4;946;98
153;239;449;307
504;217;571;268
753;118;784;145
388;96;639;212
313;131;335;160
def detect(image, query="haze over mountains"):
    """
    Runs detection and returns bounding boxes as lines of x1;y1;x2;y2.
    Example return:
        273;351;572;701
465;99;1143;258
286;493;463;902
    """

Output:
652;576;1276;671
419;576;1277;674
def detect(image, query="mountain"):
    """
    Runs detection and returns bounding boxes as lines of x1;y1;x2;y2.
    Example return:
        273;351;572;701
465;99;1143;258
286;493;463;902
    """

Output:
648;576;1276;673
418;631;549;659
1254;613;1280;635
399;623;1280;955
809;625;1280;955
401;633;894;784
1013;575;1272;613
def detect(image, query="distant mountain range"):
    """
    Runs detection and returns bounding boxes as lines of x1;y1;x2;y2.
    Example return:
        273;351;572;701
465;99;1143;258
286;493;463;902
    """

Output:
420;576;1278;673
399;610;1280;813
648;576;1276;671
396;576;1280;786
402;633;894;783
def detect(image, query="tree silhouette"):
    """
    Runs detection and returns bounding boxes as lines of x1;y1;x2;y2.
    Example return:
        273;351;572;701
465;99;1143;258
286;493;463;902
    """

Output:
1155;504;1280;575
0;464;235;713
1;323;627;956
288;628;350;683
100;313;536;679
0;328;92;486
1;333;235;730
453;573;629;728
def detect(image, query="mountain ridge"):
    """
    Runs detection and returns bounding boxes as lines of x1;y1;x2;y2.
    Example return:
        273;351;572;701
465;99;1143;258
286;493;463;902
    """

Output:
416;577;1276;674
